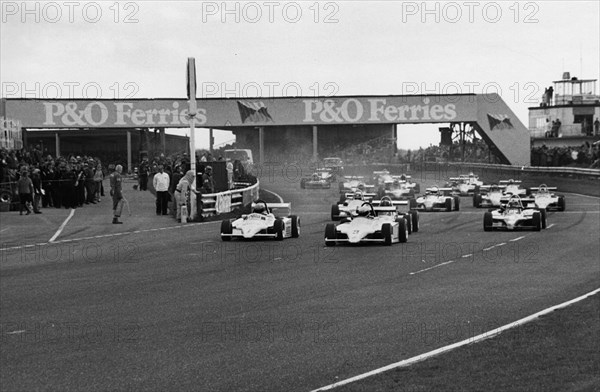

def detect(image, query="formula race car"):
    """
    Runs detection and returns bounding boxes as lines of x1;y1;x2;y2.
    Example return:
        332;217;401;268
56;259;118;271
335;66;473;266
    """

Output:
446;173;483;195
322;157;344;177
338;176;374;194
520;184;566;211
499;179;528;196
300;169;333;189
325;201;408;246
220;200;300;240
372;197;419;233
331;191;376;220
473;184;506;208
483;195;547;231
413;187;460;212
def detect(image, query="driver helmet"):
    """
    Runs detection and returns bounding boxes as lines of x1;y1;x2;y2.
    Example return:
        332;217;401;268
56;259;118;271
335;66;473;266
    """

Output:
507;199;521;209
429;186;439;194
356;205;372;217
312;173;319;181
380;198;392;207
253;203;267;214
354;192;363;200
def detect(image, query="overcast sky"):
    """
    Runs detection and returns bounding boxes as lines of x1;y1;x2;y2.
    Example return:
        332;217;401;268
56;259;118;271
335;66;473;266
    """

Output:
1;0;599;149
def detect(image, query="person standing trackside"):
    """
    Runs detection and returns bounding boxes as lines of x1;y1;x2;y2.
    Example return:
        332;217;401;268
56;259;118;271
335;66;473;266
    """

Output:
153;164;170;215
109;164;124;224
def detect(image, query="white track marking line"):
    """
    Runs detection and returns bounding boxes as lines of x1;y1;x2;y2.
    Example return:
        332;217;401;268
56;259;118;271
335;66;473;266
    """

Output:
48;209;75;243
310;288;600;392
461;254;472;258
509;236;525;242
547;223;555;229
1;220;219;252
409;260;455;275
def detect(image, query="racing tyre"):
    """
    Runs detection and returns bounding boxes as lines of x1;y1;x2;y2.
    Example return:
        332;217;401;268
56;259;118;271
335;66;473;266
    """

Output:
325;223;337;246
410;210;419;232
274;218;285;240
382;223;393;246
454;196;460;211
290;215;300;237
398;216;411;234
473;193;481;208
483;212;493;231
338;182;344;192
331;204;341;221
445;198;452;212
300;179;306;189
397;219;408;243
540;209;547;229
474;185;480;193
558;196;566;211
220;220;232;241
532;212;541;231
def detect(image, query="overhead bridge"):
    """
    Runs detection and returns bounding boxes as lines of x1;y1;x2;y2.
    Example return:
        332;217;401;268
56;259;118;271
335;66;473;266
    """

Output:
1;93;530;165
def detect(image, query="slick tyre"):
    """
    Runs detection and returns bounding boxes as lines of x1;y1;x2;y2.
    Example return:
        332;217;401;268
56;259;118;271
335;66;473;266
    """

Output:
454;196;460;211
483;212;493;231
220;220;232;241
274;218;285;240
290;215;300;238
410;210;419;232
325;223;337;246
445;198;452;212
382;223;393;246
331;204;340;221
532;212;542;231
398;219;408;243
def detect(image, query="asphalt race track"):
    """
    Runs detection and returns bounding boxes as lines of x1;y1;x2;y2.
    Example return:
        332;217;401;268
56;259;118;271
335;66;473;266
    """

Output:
1;173;599;392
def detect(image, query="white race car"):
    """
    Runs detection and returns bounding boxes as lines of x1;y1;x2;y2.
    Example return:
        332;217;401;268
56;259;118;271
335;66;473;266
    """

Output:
447;173;483;195
372;197;420;234
300;170;333;189
338;176;374;194
331;191;376;220
483;195;546;231
473;184;507;208
413;187;460;212
220;200;300;240
325;202;408;246
520;184;566;211
499;179;528;196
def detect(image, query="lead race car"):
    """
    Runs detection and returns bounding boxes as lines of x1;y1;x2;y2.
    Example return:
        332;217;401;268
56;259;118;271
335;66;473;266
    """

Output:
325;201;409;246
331;191;376;220
483;195;546;231
372;196;419;233
520;184;566;211
446;172;483;196
413;186;460;212
338;176;375;194
300;169;333;189
220;200;300;241
499;179;528;196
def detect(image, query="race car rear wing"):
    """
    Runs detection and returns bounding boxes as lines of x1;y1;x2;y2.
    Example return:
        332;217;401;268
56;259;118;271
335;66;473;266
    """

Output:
344;192;376;199
499;179;522;184
426;187;453;195
252;202;292;214
372;200;409;206
529;186;557;192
